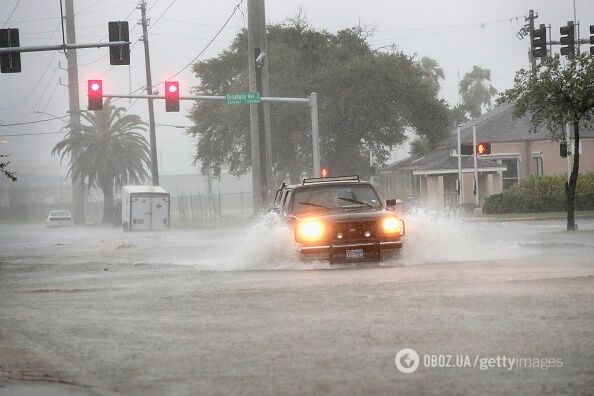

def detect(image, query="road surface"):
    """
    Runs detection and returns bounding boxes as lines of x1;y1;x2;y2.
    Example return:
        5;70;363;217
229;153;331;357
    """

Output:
1;214;593;395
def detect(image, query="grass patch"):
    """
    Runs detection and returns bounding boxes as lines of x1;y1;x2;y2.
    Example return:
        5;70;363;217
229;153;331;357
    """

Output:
479;210;594;221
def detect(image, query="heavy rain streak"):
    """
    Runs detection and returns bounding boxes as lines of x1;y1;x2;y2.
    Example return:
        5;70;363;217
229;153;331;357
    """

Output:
1;0;593;395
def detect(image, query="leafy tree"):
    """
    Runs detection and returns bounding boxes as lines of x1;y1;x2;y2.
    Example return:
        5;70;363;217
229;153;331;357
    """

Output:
460;65;497;119
1;154;17;182
188;21;452;183
53;100;151;223
498;52;594;231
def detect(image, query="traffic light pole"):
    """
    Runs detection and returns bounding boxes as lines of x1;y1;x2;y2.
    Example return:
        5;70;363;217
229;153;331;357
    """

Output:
101;92;321;184
139;0;159;186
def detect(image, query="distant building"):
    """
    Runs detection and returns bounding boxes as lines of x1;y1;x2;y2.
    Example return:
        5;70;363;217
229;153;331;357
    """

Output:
379;103;594;208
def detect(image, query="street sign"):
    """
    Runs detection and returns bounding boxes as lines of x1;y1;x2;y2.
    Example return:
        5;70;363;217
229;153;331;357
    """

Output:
225;92;261;105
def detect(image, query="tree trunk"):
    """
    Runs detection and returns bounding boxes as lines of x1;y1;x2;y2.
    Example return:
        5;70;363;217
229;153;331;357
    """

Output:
566;121;580;231
102;181;114;224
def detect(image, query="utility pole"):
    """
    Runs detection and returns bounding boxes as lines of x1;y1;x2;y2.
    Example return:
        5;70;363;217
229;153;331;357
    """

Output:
139;0;159;186
457;125;464;205
472;124;479;206
526;9;538;71
247;0;273;213
64;0;85;225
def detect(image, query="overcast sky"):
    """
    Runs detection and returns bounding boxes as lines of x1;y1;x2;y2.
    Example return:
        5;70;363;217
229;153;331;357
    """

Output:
1;0;592;177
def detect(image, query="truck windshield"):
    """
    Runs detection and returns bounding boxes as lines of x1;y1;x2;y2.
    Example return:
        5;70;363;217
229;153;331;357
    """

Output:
293;184;382;215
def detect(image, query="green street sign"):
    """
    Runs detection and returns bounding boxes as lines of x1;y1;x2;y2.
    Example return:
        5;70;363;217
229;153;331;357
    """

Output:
225;92;261;105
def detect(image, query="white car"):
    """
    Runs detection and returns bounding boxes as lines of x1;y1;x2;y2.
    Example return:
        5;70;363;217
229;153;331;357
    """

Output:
45;210;74;227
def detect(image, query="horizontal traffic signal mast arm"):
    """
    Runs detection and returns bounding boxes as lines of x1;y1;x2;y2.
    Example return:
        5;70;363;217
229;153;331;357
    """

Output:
0;41;130;54
102;93;311;103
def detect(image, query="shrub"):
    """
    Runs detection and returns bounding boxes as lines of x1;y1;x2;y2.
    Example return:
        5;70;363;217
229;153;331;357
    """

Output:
483;172;594;214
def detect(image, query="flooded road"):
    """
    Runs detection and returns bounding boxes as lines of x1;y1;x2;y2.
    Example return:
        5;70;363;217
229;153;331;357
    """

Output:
1;216;593;395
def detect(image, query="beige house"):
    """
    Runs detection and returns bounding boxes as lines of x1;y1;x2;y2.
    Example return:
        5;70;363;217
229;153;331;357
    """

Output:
379;103;594;208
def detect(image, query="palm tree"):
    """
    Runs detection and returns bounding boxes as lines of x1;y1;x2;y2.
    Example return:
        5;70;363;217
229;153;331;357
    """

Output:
419;56;445;94
459;65;497;119
53;99;151;224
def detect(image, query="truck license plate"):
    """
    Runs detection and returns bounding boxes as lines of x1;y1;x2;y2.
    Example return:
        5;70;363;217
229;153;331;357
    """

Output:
346;249;364;259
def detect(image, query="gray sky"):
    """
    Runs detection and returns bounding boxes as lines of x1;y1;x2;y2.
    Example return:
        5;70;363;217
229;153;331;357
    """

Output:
1;0;593;177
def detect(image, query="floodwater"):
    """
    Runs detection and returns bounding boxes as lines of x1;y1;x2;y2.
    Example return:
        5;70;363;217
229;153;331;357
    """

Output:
1;212;593;271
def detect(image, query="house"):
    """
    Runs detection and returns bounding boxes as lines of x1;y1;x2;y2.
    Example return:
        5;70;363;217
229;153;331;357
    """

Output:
379;103;594;208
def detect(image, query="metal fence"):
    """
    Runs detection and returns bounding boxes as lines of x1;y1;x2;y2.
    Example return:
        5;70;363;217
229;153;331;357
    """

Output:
170;191;253;225
0;191;254;226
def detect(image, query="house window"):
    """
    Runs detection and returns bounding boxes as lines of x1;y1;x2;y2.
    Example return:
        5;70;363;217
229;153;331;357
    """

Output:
500;158;519;189
532;155;544;175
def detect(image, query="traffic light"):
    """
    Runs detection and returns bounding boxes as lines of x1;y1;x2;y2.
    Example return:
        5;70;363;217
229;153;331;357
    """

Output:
0;28;21;73
560;21;575;57
590;25;594;55
531;24;547;58
164;81;180;112
560;141;568;158
476;142;491;155
460;144;474;156
108;21;130;65
320;168;329;178
88;80;103;111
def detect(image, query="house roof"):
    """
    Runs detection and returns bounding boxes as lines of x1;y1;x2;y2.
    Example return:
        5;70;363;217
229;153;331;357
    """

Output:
382;148;506;175
440;103;594;147
383;103;594;174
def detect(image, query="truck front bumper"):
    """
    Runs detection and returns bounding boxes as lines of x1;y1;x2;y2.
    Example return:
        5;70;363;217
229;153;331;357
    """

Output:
299;240;402;262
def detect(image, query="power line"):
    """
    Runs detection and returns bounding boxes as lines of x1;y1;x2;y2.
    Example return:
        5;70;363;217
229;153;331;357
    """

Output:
17;66;60;122
159;18;243;29
148;0;178;30
375;16;523;33
0;116;69;127
0;51;59;111
0;130;66;137
105;0;243;99
2;0;22;28
160;0;244;83
9;1;137;23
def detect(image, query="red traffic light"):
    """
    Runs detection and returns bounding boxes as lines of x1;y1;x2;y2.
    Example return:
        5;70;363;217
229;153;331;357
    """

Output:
164;81;180;112
476;142;491;155
321;168;329;178
88;80;103;110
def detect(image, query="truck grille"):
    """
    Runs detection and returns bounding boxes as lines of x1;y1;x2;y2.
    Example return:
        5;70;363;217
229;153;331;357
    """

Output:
330;220;377;241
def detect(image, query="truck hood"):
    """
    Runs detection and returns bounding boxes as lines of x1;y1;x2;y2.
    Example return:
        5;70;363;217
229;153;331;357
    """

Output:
295;208;398;222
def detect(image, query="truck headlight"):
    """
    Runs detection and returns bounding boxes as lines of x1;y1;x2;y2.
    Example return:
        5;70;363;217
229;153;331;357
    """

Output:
297;218;325;242
383;217;404;236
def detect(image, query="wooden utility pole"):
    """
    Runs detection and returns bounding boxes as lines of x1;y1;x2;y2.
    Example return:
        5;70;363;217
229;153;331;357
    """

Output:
64;0;85;224
247;0;273;213
526;9;538;71
139;0;159;186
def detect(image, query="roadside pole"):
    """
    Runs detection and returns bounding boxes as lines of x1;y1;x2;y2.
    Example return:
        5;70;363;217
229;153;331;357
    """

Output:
566;123;572;182
139;0;159;186
247;0;272;212
65;0;85;225
473;124;479;206
309;92;320;177
457;125;463;205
